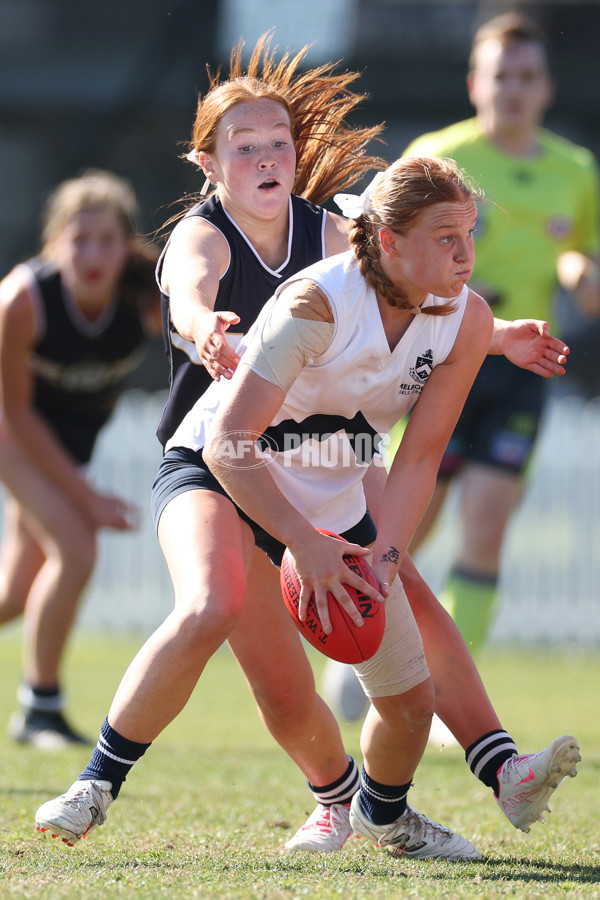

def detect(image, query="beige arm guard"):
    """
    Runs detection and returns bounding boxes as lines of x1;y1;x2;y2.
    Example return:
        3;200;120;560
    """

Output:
242;281;335;392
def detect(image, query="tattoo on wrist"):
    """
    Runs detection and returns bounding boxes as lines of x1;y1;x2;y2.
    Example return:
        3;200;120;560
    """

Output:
380;546;400;565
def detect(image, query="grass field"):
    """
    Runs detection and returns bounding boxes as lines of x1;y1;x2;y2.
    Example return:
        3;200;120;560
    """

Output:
1;626;599;899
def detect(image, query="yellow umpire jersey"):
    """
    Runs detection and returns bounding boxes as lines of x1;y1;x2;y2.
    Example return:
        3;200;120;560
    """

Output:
404;117;600;327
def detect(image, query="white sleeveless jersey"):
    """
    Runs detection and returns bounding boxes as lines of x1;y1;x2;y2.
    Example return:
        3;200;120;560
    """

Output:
168;250;468;534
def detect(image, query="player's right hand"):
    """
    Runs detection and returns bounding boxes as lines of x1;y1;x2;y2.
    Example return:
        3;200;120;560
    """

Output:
87;491;140;531
289;532;383;634
194;310;241;381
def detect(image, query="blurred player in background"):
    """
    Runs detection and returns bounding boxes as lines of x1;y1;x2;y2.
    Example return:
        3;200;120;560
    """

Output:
0;169;162;748
402;11;600;656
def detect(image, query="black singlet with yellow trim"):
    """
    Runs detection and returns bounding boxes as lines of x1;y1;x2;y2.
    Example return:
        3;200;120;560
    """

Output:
156;193;326;447
26;257;146;463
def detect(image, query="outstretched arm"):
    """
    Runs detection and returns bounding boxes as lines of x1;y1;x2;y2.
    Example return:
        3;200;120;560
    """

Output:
372;294;493;588
162;217;241;381
489;317;569;378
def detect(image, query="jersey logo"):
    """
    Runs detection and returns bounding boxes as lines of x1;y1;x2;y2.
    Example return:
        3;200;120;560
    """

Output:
31;350;144;391
409;349;433;382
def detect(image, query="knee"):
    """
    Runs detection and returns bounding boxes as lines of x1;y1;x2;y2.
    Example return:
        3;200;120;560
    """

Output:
254;676;315;730
174;588;247;650
388;678;435;735
51;526;98;581
0;586;26;623
403;678;435;732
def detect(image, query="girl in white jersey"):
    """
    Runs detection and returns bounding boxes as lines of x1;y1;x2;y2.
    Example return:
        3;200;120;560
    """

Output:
178;156;491;855
186;156;556;857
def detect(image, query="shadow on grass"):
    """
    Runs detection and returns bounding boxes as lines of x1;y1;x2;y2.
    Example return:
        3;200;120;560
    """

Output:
59;853;600;891
478;856;600;886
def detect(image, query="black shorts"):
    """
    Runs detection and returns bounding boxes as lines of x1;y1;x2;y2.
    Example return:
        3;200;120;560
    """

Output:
439;355;545;479
151;445;377;567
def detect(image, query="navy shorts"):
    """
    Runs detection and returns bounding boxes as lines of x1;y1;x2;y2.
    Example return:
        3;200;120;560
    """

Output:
439;355;545;479
151;445;377;567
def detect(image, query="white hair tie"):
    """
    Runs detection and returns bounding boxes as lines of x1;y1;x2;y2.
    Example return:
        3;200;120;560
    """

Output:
334;171;385;219
186;149;213;195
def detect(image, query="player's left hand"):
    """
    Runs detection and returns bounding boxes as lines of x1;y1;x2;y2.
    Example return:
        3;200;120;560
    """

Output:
500;319;569;378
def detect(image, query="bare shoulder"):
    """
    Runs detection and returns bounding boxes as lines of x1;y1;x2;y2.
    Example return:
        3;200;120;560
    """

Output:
279;279;334;323
324;211;350;257
0;266;36;322
465;288;493;324
457;289;494;345
162;214;229;291
166;214;229;259
0;266;37;348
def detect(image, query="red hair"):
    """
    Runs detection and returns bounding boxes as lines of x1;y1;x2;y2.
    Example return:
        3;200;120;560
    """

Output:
188;33;385;206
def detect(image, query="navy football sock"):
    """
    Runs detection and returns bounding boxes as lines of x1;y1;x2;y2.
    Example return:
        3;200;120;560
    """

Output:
359;763;411;825
308;755;360;806
466;730;518;795
79;717;151;799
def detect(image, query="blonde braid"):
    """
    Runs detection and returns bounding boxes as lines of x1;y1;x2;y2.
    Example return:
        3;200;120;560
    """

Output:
347;157;482;315
349;217;424;313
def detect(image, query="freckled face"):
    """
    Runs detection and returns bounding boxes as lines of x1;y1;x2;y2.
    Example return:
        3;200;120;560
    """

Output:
53;208;129;304
201;98;297;222
389;200;477;302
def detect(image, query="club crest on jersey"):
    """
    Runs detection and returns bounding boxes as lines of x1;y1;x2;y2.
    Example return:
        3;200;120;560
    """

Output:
409;349;433;382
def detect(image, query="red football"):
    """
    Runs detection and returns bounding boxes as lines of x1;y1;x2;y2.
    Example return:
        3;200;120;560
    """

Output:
280;530;385;664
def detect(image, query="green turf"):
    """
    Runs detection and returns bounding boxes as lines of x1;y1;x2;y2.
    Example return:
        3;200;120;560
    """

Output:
1;625;599;899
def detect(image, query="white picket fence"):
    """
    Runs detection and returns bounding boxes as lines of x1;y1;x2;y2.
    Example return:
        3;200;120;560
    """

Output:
6;389;599;644
414;392;600;647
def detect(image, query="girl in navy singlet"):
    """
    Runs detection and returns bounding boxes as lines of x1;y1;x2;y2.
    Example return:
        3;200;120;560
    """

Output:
0;170;161;747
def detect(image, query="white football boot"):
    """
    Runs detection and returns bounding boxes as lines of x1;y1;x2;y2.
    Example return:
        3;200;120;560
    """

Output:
285;802;353;851
496;734;580;832
350;793;482;861
36;779;113;846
